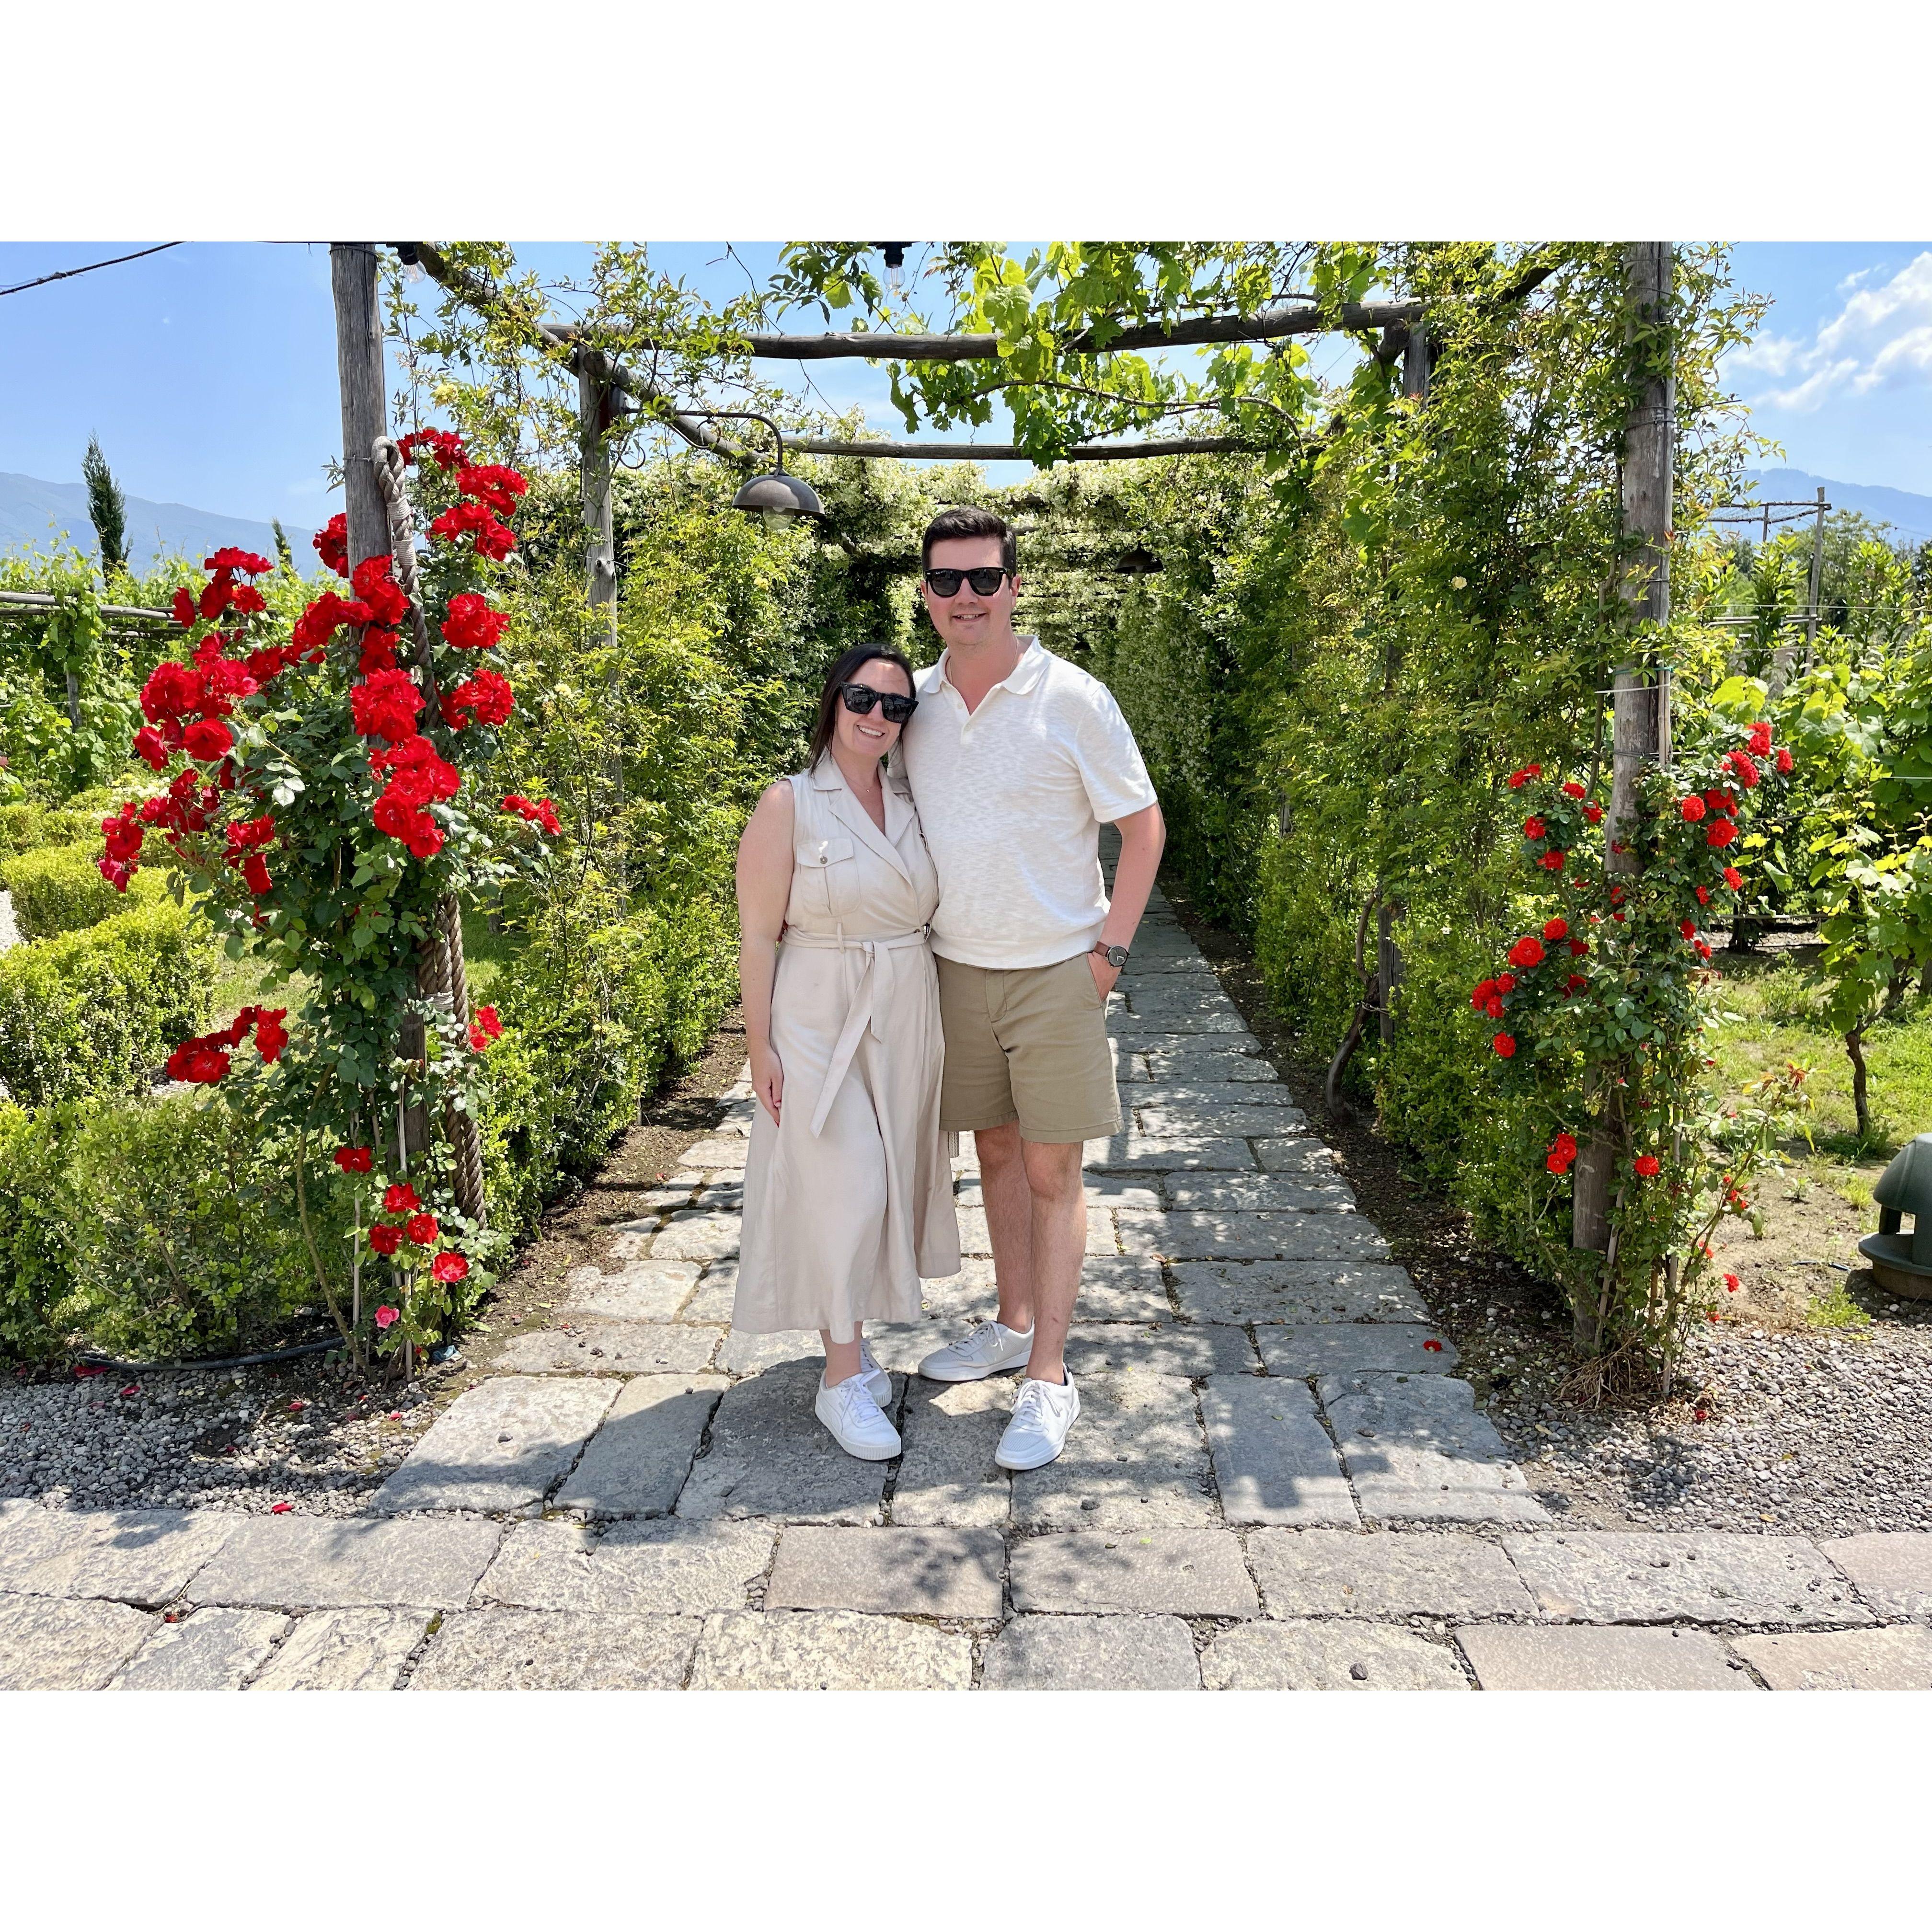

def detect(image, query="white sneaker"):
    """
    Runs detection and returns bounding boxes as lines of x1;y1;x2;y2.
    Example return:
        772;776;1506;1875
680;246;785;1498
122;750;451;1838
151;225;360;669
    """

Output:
918;1319;1035;1383
814;1372;902;1461
995;1372;1080;1471
858;1338;891;1409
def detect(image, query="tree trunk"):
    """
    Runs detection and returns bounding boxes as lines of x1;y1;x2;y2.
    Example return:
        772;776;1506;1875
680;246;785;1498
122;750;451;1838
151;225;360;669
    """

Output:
1573;242;1674;1277
1845;1025;1872;1141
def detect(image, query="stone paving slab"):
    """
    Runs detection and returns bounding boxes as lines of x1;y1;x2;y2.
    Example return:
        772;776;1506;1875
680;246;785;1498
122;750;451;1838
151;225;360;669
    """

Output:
860;1323;949;1374
911;1256;1168;1326
494;1322;720;1376
677;1138;750;1170
1011;1371;1215;1532
675;1363;889;1524
108;1607;290;1690
1201;1377;1357;1527
1501;1532;1870;1626
1064;1322;1260;1380
891;1380;1013;1530
1733;1625;1932;1690
1258;1325;1459;1377
1116;1012;1253;1036
248;1608;429;1690
1119;1211;1389;1263
1201;1621;1469;1690
766;1526;1006;1618
680;1265;739;1324
0;1503;236;1606
1136;1106;1320;1140
1124;980;1246;1014
1247;1529;1539;1621
1165;1176;1354;1212
479;1518;774;1615
650;1210;742;1262
372;1376;620;1515
1172;1261;1429;1325
718;1329;828;1376
1140;1050;1282;1083
560;1261;701;1322
184;1514;502;1609
1085;1134;1260;1173
1254;1137;1346;1173
689;1610;973;1690
1134;1082;1302;1113
981;1614;1201;1690
555;1374;729;1518
1823;1533;1932;1620
1322;1375;1549;1525
1456;1624;1755;1691
0;1590;155;1690
1007;1529;1259;1616
409;1609;699;1690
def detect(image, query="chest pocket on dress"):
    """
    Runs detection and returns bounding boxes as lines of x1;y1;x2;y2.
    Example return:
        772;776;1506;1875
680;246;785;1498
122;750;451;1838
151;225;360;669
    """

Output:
800;836;860;918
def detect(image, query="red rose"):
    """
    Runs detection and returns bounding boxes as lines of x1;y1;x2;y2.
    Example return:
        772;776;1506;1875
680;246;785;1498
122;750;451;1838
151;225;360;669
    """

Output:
1724;1273;1740;1292
1747;722;1772;756
1562;781;1586;799
1583;804;1603;824
1694;939;1712;960
1537;850;1565;872
1633;1154;1660;1177
369;1224;403;1256
1775;747;1793;773
351;667;424;744
440;667;515;731
1484;995;1505;1020
1470;978;1495;1011
1680;919;1696;940
1495;973;1517;994
1723;866;1744;890
315;514;349;578
181;718;233;763
1564;973;1587;994
1507;936;1545;970
1542;917;1568;942
474;1005;502;1040
253;1009;288;1062
334;1146;373;1173
1569;938;1588;956
385;1182;420;1214
1522;816;1546;840
1680;795;1706;822
1492;1032;1516;1058
1695;885;1710;905
374;1303;399;1328
441;592;511;652
1731;749;1760;788
406;1212;440;1246
431;1252;470;1284
455;462;528;517
1707;821;1738;848
350;554;413;629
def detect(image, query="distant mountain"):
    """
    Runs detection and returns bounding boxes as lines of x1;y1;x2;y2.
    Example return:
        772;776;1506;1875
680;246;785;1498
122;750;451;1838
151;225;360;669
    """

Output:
0;471;318;575
1744;469;1932;547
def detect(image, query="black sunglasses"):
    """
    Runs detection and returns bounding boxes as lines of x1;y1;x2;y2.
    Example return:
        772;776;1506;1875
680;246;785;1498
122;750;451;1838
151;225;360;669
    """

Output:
839;682;918;724
923;566;1010;598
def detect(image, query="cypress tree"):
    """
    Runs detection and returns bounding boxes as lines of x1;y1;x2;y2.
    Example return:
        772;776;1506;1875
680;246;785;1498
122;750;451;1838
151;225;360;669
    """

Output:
82;434;128;578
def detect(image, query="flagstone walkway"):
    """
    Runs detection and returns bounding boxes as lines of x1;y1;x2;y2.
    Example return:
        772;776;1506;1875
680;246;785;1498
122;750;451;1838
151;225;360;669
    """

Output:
5;886;1932;1690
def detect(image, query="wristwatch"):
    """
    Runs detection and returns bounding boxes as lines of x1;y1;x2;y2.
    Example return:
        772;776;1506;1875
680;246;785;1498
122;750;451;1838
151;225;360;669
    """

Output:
1092;940;1130;970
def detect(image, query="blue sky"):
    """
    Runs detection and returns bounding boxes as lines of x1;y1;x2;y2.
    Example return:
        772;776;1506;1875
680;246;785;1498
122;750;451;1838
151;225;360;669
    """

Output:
5;241;1932;526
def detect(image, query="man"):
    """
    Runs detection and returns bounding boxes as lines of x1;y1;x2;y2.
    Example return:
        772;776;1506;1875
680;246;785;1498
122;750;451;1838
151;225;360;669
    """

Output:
900;504;1165;1471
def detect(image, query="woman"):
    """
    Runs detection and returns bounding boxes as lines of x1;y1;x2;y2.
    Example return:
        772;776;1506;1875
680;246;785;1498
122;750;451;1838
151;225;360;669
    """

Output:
733;645;961;1459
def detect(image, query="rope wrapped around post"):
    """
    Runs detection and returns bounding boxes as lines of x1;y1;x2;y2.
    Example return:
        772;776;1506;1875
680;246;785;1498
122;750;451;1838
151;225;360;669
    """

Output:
372;437;488;1230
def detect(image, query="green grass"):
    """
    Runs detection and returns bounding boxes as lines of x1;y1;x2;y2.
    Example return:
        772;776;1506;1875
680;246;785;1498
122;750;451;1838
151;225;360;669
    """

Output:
1707;949;1932;1160
1806;1280;1873;1329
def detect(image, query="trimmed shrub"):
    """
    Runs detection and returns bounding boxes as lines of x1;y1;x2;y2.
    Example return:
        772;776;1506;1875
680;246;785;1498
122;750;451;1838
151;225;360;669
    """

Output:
0;902;216;1106
0;1102;81;1361
0;840;169;939
59;1092;317;1363
0;802;98;859
481;891;737;1242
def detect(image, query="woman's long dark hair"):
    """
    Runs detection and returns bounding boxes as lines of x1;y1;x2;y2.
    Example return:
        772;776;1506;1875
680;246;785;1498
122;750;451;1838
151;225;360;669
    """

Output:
805;644;918;772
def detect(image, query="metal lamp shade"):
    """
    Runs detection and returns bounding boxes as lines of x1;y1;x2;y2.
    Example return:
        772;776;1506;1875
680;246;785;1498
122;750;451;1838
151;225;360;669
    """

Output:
731;471;824;521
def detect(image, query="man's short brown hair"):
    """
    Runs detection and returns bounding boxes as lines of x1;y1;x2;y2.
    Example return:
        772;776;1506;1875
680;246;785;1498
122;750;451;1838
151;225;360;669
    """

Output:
921;505;1017;575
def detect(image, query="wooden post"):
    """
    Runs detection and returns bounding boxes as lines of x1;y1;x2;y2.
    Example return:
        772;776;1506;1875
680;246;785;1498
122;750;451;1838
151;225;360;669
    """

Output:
330;245;389;571
578;356;619;634
1402;319;1430;401
1572;242;1674;1320
1804;483;1827;657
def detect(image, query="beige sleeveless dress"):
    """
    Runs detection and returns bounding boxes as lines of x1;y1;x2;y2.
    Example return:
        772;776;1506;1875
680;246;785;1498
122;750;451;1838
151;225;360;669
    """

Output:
734;760;962;1340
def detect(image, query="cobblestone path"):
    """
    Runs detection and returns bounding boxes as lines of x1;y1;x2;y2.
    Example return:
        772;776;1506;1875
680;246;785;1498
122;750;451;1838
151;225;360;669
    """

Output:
5;886;1932;1690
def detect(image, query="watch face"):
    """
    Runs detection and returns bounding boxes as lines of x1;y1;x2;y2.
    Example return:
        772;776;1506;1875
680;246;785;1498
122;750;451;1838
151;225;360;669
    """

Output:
1106;945;1129;968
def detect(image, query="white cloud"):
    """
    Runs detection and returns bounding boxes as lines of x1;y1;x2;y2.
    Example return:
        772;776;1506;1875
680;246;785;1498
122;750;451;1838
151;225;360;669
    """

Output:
1737;253;1932;414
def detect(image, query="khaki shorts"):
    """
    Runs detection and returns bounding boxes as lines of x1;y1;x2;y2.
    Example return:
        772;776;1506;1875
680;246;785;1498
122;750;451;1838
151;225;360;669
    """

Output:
936;953;1122;1145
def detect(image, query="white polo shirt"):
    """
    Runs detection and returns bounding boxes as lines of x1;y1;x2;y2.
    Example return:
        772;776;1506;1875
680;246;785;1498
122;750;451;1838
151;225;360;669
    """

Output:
899;635;1157;970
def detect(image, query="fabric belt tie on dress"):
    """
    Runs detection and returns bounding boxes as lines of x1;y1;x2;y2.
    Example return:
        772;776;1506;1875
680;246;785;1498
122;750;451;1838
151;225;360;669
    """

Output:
781;925;932;1137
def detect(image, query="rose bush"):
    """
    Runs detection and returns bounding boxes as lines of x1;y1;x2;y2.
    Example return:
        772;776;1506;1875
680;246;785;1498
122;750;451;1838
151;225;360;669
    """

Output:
92;437;565;1368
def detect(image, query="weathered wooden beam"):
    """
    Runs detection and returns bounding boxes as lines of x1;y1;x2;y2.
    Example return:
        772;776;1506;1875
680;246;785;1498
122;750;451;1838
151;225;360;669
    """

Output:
0;589;172;622
792;434;1254;463
330;244;391;571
